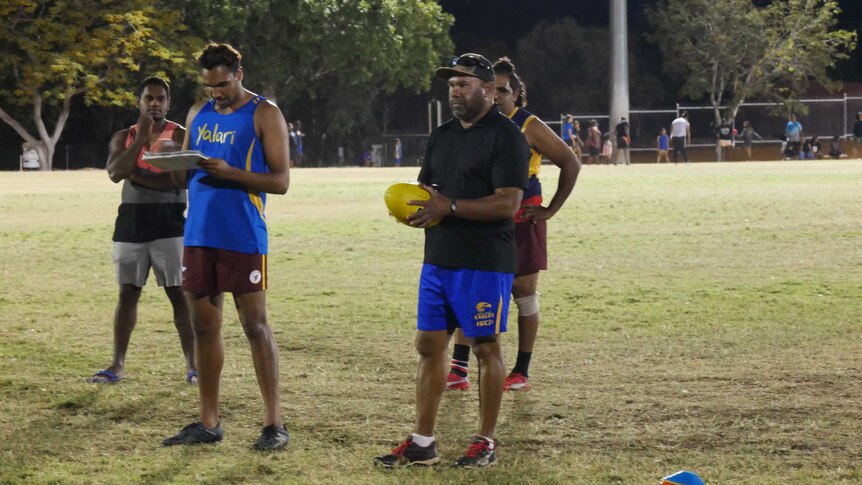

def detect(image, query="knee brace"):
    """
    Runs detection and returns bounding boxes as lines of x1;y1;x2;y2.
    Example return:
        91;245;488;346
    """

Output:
514;293;539;317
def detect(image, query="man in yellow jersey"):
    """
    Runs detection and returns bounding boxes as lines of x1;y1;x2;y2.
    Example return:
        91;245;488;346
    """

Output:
447;57;580;392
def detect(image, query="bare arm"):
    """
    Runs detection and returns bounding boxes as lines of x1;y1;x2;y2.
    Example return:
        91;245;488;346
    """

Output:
407;185;523;228
106;122;148;183
521;118;580;221
195;101;290;194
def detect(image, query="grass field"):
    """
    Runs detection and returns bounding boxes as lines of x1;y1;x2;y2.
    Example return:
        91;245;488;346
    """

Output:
1;161;861;484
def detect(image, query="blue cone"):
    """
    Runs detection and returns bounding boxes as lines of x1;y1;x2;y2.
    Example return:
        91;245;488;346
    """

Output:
661;470;705;485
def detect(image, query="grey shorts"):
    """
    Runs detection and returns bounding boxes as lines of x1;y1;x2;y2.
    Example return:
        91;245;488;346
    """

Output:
112;237;183;287
855;137;862;145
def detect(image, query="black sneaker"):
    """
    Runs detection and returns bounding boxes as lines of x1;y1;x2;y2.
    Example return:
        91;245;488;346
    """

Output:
162;421;224;446
374;436;440;468
453;436;497;468
253;424;289;451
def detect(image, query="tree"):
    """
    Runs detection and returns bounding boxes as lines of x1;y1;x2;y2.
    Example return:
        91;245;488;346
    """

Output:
647;0;857;129
513;18;666;118
220;0;453;150
0;0;200;169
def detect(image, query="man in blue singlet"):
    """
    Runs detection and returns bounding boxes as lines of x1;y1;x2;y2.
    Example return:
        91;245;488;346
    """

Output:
162;43;291;451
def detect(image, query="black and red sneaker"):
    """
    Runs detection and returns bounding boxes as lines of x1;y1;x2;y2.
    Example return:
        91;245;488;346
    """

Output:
453;436;497;468
374;435;440;468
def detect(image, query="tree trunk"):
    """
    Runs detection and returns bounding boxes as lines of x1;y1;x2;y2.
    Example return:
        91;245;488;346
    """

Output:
35;141;54;171
0;89;78;171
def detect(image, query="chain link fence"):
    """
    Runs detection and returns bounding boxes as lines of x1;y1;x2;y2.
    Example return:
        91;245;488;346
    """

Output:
563;96;862;152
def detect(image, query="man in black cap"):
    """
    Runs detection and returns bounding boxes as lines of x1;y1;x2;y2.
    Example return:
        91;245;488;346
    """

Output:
374;53;530;469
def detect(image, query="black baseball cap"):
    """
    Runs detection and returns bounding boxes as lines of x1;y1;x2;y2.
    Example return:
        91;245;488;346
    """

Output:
435;53;495;83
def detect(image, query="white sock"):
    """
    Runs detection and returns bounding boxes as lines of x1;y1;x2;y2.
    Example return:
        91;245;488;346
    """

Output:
411;433;435;447
476;435;495;448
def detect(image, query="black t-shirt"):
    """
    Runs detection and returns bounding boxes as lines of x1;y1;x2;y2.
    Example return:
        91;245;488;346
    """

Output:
854;119;862;138
717;124;733;140
418;106;530;273
615;122;628;137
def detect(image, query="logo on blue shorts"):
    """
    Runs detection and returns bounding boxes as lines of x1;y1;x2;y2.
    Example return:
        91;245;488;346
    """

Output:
474;301;495;327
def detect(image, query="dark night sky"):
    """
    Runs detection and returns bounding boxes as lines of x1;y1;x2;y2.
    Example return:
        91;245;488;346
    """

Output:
439;0;862;81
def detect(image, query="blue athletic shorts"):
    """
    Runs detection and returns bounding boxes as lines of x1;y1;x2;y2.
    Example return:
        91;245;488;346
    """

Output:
417;264;513;338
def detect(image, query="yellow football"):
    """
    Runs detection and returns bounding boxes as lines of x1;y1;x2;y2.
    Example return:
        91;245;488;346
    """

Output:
384;182;439;228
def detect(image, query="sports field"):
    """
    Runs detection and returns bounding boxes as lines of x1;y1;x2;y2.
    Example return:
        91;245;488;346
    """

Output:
1;161;861;484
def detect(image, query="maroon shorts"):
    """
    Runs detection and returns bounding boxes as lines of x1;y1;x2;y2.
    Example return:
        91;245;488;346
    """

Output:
515;219;547;277
182;246;267;295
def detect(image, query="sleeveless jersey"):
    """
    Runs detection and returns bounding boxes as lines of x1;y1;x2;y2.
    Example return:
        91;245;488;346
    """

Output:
187;96;269;254
508;107;543;222
659;134;669;150
112;120;186;243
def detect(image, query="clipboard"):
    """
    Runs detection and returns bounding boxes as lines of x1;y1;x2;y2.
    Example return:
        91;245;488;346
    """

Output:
141;150;208;171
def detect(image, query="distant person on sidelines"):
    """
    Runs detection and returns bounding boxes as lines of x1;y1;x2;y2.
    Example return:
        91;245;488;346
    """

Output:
162;43;291;451
394;137;403;167
90;76;196;385
716;117;733;162
613;116;630;165
737;120;762;161
670;112;691;164
784;113;803;160
374;53;529;469
293;120;305;166
571;120;585;158
563;114;576;150
656;127;670;163
853;112;862;158
586;119;602;164
601;132;613;164
288;122;297;168
830;135;845;158
810;136;823;159
445;57;580;393
799;137;814;160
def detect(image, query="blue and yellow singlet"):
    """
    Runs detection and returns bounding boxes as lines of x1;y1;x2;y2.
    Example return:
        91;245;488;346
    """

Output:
507;107;543;220
186;96;269;254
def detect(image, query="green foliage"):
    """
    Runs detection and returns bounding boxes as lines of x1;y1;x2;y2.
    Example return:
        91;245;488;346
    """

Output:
512;18;665;115
515;19;610;114
647;0;857;124
0;0;200;108
0;0;203;168
221;0;453;139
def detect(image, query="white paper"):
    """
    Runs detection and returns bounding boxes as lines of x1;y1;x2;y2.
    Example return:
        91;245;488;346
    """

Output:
141;150;208;171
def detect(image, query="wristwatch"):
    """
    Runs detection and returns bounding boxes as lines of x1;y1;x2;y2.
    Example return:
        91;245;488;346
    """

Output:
449;198;457;215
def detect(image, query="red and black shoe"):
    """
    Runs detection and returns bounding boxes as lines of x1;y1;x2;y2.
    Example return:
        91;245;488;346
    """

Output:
447;372;470;391
504;372;531;391
453;436;497;468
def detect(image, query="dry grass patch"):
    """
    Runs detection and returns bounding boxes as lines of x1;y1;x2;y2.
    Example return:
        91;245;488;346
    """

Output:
1;161;861;484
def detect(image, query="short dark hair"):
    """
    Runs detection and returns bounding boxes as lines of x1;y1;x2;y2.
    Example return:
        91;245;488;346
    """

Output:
197;43;242;72
137;76;170;100
493;57;527;107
